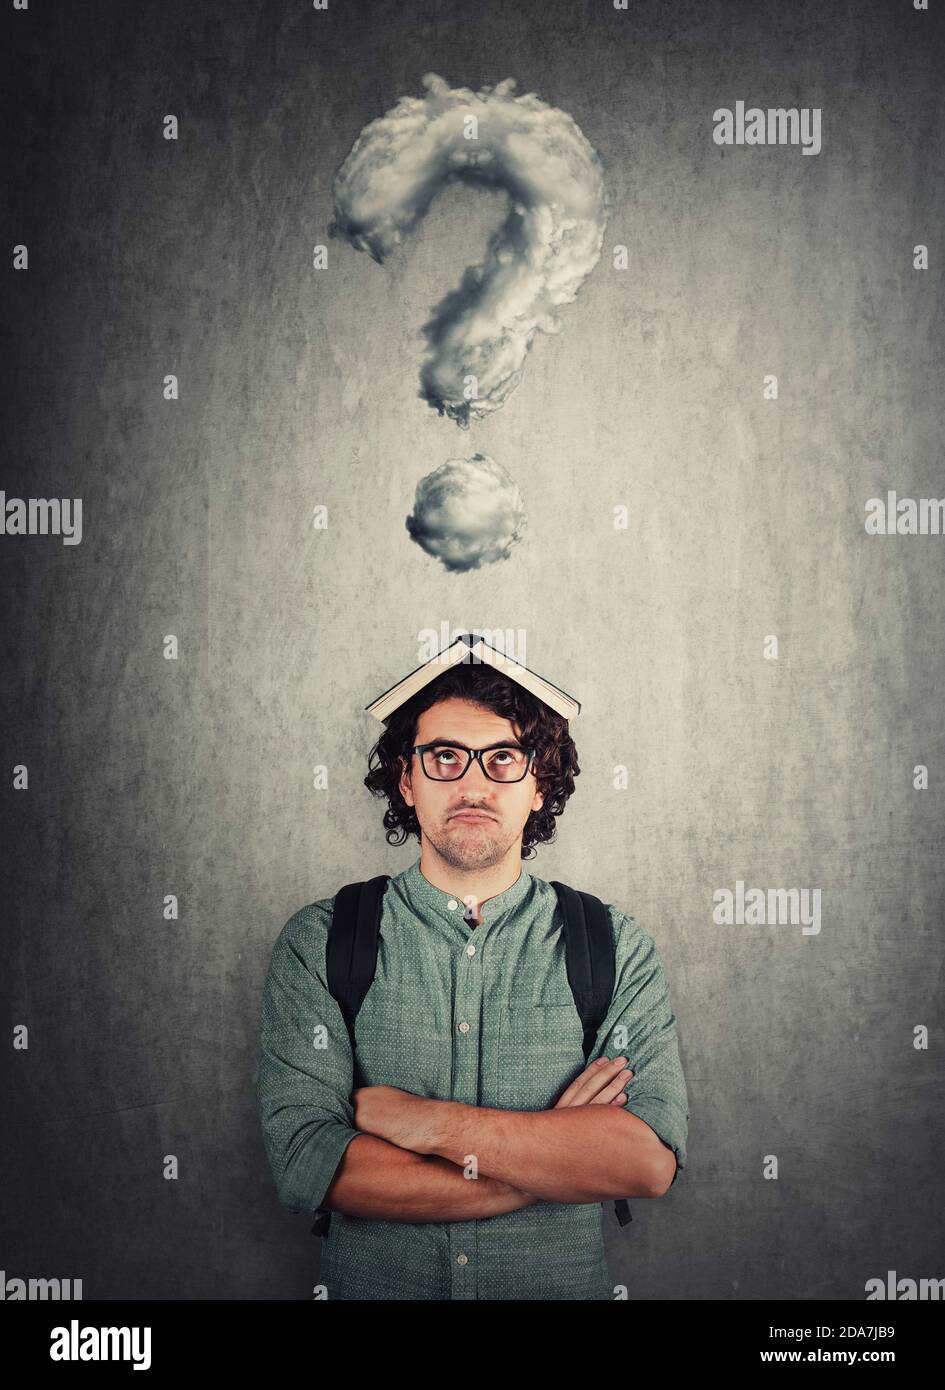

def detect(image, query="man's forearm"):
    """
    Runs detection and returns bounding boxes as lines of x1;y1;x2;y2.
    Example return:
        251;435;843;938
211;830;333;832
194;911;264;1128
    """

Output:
417;1102;675;1202
319;1132;540;1222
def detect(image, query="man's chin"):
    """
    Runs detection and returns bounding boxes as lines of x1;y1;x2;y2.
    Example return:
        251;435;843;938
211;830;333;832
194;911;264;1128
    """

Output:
435;827;503;868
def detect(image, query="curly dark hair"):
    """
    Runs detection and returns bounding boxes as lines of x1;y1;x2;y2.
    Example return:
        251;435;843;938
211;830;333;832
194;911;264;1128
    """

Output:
364;662;580;859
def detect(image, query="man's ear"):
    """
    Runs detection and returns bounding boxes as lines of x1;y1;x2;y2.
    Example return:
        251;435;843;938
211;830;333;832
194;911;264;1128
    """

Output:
399;755;414;808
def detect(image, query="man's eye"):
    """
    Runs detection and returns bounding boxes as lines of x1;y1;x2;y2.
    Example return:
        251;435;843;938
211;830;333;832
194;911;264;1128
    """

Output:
434;749;458;762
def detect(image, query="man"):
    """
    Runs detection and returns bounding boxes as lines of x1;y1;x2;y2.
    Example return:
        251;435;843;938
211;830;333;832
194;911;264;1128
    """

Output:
256;660;688;1299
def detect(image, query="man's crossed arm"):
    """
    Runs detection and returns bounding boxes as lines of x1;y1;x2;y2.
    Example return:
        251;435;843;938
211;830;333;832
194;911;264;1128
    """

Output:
319;1056;678;1223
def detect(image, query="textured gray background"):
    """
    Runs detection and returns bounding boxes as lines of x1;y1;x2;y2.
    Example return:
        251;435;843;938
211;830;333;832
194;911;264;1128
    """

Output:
2;0;943;1299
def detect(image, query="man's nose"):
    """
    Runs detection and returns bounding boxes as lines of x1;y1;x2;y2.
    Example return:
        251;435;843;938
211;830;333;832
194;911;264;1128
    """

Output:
464;756;492;788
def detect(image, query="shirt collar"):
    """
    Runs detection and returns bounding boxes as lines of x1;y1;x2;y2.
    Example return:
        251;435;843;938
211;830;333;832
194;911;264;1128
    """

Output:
398;855;534;929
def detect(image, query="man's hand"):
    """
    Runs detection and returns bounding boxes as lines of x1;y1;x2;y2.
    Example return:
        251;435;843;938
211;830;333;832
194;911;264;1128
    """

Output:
353;1057;634;1149
352;1085;540;1210
352;1084;442;1152
349;1058;639;1211
554;1055;634;1108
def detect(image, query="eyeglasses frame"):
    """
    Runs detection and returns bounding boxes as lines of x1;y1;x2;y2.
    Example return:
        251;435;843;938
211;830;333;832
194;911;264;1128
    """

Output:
411;741;537;784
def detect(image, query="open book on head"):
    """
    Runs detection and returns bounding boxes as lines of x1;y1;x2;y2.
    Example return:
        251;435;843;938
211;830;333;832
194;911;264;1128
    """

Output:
365;632;581;723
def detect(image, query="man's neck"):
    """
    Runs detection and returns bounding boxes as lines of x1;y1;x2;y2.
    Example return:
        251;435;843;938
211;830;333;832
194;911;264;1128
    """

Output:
418;848;524;925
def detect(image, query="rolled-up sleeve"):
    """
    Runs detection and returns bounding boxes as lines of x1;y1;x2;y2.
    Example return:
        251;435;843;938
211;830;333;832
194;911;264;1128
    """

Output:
256;900;361;1214
592;909;689;1187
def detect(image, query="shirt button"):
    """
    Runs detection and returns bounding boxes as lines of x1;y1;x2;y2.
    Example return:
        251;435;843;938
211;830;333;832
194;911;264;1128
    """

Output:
466;944;476;957
456;1253;468;1265
447;899;458;910
458;1021;470;1034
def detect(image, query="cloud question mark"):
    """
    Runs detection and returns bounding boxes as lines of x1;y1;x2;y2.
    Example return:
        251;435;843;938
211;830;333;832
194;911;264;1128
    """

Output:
329;73;609;568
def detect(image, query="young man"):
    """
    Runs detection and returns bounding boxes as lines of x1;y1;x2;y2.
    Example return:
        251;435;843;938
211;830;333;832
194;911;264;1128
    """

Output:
256;661;688;1300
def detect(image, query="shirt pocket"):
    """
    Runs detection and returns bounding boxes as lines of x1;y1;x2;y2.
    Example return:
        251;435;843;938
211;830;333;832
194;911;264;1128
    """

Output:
495;993;587;1110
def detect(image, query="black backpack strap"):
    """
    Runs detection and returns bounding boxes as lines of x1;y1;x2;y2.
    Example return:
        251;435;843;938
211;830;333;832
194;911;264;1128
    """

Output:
550;882;614;1061
550;880;632;1231
311;876;390;1238
325;876;390;1046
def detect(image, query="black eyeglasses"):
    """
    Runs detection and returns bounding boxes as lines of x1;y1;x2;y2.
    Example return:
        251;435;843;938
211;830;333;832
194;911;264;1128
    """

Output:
412;741;537;783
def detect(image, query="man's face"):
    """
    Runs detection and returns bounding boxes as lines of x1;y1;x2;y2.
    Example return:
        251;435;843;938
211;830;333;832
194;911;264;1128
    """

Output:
398;697;545;871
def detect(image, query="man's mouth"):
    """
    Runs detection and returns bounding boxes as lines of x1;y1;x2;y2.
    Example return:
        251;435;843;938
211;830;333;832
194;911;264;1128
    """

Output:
450;811;495;823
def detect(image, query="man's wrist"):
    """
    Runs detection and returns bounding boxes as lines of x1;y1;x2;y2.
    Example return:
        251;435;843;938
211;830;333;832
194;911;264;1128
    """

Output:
416;1097;467;1157
417;1101;540;1205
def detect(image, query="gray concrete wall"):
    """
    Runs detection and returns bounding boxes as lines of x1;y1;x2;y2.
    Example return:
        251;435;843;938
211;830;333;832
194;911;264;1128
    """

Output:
1;0;942;1299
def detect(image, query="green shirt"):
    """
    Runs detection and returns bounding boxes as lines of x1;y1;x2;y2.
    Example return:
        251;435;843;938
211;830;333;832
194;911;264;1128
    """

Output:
256;857;689;1300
